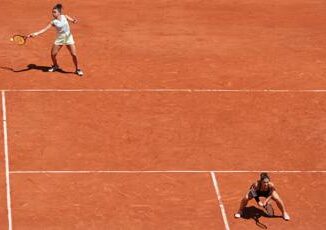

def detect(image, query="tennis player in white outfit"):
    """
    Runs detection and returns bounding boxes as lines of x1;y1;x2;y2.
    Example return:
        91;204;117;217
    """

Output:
29;4;83;76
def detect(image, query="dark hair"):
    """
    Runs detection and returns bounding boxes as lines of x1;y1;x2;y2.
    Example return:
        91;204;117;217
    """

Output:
260;172;270;181
53;4;63;13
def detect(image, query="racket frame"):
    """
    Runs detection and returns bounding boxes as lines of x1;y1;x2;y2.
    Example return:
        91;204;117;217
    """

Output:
264;203;274;217
11;34;28;45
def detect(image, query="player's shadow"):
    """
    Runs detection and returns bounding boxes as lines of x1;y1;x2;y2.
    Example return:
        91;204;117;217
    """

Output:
0;64;74;74
242;206;282;229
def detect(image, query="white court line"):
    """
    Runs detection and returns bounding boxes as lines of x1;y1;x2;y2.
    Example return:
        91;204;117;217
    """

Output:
2;88;326;93
9;170;326;174
210;172;230;230
1;91;12;230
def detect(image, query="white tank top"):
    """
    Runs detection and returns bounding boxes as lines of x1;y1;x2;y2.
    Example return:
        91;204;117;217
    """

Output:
52;15;71;35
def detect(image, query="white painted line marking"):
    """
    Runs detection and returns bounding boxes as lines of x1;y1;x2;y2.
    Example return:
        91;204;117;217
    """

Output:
1;91;12;230
9;170;326;174
1;88;326;93
210;172;230;230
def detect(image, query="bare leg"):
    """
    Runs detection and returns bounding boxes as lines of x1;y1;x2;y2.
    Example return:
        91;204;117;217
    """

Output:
66;44;79;70
235;194;252;218
51;45;62;67
271;191;290;220
238;197;249;213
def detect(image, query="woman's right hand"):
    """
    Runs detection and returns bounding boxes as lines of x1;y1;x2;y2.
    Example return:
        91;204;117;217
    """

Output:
258;201;264;207
28;33;36;38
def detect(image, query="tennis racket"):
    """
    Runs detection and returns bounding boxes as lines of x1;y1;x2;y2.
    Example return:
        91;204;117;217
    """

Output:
264;203;274;217
10;35;30;45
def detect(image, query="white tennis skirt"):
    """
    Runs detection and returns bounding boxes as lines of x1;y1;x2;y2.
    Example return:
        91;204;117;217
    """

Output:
54;33;75;45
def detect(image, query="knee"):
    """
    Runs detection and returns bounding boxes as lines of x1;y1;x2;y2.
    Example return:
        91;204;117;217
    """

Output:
271;191;281;201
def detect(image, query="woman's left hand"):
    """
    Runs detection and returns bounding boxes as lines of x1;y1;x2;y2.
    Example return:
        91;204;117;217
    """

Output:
73;19;78;24
262;201;269;207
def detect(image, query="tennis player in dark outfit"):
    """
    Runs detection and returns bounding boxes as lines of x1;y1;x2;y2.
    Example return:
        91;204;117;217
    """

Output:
234;173;290;221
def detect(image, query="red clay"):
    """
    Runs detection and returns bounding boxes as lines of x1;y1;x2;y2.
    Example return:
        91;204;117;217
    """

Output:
218;172;326;229
0;0;326;229
11;173;223;229
0;0;326;89
0;116;9;229
6;92;326;171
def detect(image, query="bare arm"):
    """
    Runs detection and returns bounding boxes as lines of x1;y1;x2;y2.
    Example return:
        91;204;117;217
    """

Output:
65;15;78;24
29;23;52;37
263;183;276;205
249;182;260;203
264;195;273;205
249;182;266;207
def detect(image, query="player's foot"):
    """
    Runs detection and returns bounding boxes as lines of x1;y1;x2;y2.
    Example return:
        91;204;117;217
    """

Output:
283;212;290;221
48;65;60;72
75;69;83;76
234;211;242;218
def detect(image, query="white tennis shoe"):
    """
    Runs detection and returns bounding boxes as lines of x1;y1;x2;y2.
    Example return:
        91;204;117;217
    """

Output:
234;212;242;218
75;69;83;76
283;212;290;221
48;65;60;72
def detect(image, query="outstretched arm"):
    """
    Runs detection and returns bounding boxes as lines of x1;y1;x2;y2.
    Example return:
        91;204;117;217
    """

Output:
65;15;78;24
28;23;52;37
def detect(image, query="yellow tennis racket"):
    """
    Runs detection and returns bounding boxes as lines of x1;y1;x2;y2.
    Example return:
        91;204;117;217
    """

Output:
10;35;29;45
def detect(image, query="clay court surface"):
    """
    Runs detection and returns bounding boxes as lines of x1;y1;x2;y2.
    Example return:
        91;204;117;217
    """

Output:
1;0;326;229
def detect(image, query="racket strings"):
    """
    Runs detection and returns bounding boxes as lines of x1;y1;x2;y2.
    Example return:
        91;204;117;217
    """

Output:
12;35;26;45
264;204;274;216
